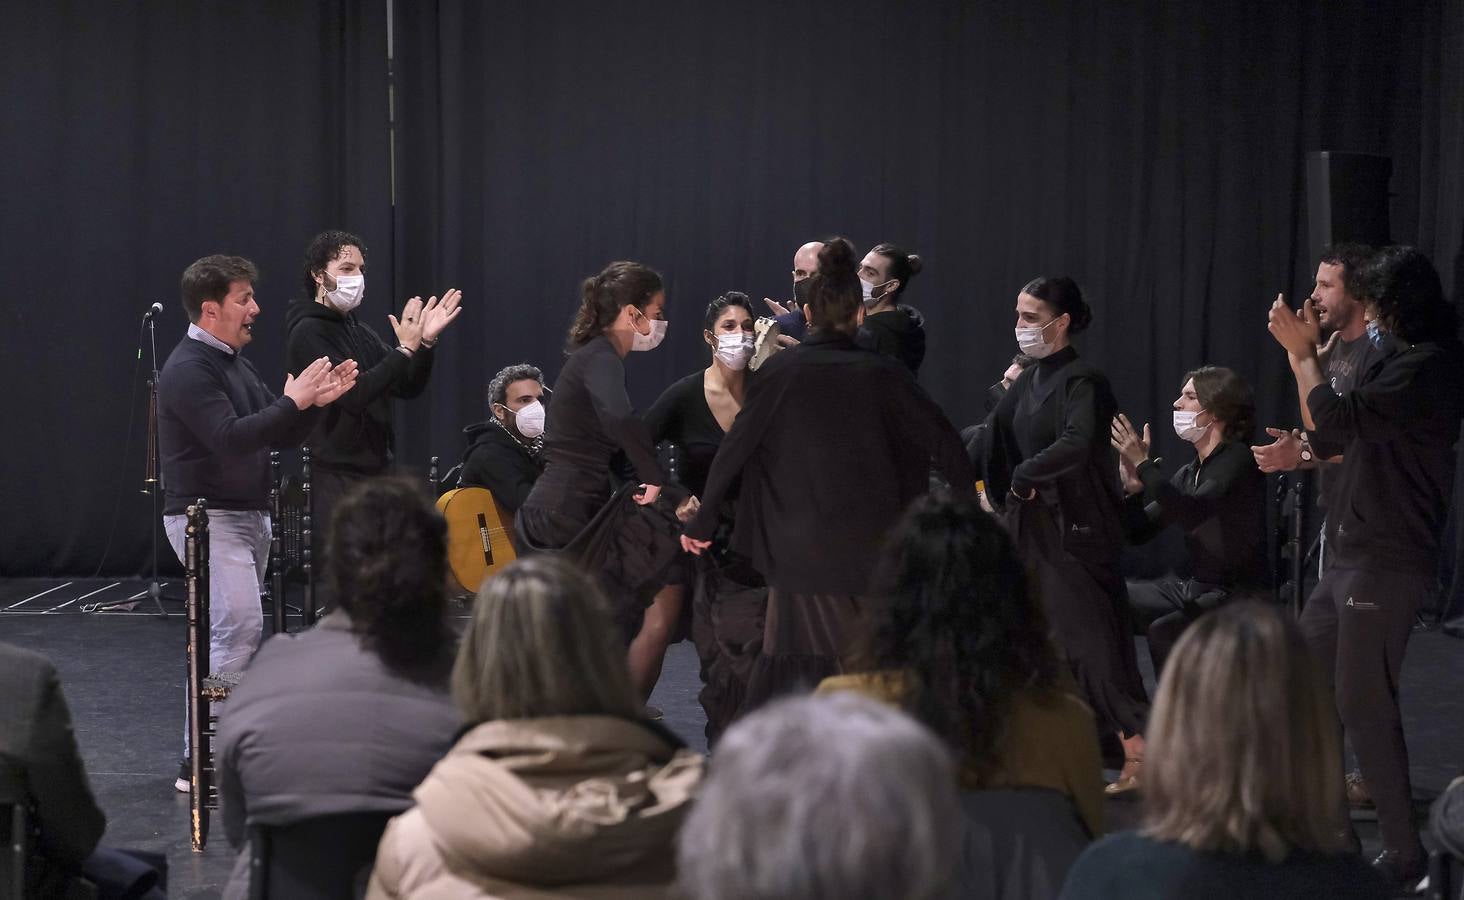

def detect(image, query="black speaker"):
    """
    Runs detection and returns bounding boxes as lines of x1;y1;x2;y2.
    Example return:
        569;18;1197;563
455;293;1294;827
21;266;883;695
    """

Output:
1305;151;1392;260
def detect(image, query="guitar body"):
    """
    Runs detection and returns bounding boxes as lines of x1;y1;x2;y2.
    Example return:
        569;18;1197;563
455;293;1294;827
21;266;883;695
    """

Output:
436;487;518;595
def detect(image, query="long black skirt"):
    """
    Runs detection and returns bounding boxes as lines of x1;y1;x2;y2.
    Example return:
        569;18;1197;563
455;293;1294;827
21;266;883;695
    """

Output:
516;482;687;644
1004;498;1149;738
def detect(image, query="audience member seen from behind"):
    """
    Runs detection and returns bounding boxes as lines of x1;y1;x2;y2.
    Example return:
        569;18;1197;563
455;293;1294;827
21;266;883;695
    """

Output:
368;556;704;899
217;478;461;900
1057;602;1390;900
676;692;959;900
820;494;1103;838
0;641;106;897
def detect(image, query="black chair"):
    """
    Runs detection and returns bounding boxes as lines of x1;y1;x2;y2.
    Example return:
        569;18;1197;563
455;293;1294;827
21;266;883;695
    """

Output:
954;787;1092;900
267;447;317;632
247;811;397;900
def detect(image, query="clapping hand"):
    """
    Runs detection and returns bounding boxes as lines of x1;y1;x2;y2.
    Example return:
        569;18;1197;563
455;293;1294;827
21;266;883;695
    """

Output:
283;357;340;410
1267;294;1322;360
313;358;358;406
389;297;426;351
1251;427;1304;472
419;289;464;343
1110;413;1151;469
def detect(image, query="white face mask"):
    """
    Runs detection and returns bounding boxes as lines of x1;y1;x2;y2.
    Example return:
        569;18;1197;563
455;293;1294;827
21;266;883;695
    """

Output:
1172;409;1209;443
1014;318;1058;358
324;273;365;312
860;277;892;308
631;316;668;352
712;332;754;370
512;399;545;439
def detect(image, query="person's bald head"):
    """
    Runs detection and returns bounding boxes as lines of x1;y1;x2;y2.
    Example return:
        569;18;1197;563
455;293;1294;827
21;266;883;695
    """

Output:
792;241;824;283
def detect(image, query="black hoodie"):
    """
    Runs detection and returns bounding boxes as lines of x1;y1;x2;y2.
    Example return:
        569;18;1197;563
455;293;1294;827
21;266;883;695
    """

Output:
858;304;927;377
284;298;435;475
458;419;545;512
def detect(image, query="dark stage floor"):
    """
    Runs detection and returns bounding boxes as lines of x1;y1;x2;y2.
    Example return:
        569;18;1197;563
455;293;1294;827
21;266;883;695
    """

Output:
2;578;1460;897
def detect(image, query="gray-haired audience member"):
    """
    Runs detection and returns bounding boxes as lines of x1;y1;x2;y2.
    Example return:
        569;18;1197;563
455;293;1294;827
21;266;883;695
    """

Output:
676;692;960;900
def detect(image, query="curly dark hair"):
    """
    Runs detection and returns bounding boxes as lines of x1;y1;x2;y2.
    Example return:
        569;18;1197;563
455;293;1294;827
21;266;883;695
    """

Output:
301;230;366;300
1317;243;1375;299
805;236;862;332
860;493;1063;777
486;363;544;409
1021;276;1092;334
1186;366;1255;442
328;478;452;679
1357;245;1457;344
567;261;663;349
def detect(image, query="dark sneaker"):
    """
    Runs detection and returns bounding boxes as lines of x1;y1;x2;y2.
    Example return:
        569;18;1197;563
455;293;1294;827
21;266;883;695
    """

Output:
1370;847;1426;893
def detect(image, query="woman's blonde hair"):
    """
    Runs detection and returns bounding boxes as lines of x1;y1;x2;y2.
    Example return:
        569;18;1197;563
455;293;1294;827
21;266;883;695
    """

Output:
1142;601;1345;861
452;556;641;723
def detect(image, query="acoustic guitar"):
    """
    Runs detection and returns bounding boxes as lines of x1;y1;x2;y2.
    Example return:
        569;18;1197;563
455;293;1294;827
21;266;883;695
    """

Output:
436;487;517;595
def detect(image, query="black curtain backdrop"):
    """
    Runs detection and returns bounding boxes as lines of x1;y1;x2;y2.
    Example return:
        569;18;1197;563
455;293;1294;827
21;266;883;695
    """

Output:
389;0;1464;497
3;0;1461;576
0;1;390;577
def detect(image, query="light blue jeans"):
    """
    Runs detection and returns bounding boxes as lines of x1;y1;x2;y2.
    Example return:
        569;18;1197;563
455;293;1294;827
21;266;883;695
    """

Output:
165;509;271;757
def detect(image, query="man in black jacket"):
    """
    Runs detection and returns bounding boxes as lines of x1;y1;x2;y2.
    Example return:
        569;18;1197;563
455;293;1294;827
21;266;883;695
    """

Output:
1268;245;1464;890
459;363;546;513
284;231;462;600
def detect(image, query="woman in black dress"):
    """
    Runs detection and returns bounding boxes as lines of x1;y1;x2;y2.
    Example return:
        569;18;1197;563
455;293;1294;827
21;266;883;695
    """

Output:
642;292;758;730
980;276;1149;795
516;261;690;643
682;239;973;711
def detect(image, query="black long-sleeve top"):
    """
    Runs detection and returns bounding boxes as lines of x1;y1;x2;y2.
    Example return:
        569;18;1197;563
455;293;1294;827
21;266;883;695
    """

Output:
1122;439;1267;588
520;335;667;528
856;305;927;377
158;336;321;515
284;299;434;475
685;330;973;595
1308;338;1464;575
981;346;1125;562
644;370;727;498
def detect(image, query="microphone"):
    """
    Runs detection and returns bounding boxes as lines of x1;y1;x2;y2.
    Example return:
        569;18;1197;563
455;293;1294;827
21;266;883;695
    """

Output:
142;302;164;320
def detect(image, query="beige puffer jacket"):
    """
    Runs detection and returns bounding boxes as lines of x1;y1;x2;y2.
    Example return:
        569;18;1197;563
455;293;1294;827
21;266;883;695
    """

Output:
366;716;703;899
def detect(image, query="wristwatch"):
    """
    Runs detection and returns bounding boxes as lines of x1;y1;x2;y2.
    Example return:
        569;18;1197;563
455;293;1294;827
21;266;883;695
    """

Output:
1299;440;1314;463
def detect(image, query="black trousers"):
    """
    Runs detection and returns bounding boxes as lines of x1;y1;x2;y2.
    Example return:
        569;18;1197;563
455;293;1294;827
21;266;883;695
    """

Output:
1126;579;1228;678
1300;564;1432;853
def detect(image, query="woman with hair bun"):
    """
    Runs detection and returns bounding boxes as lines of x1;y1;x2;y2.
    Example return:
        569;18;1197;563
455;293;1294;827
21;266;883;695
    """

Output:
681;237;973;712
980;276;1150;797
517;261;692;645
857;242;927;376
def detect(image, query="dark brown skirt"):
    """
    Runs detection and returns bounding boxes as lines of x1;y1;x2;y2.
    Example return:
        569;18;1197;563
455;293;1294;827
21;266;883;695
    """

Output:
740;588;864;716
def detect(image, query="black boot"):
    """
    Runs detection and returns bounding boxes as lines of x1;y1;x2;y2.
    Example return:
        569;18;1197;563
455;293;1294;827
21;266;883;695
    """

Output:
1370;845;1426;892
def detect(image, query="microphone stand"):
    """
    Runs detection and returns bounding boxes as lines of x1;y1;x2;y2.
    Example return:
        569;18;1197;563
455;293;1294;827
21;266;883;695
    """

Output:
91;312;171;616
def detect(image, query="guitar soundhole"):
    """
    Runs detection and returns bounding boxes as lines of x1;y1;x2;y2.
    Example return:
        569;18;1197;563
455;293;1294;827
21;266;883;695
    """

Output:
477;512;494;566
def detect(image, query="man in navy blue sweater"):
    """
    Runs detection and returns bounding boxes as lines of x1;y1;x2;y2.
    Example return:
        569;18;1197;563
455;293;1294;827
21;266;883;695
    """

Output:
158;255;357;787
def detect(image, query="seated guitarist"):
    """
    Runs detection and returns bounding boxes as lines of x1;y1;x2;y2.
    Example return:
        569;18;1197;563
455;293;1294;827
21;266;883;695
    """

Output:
459;364;547;515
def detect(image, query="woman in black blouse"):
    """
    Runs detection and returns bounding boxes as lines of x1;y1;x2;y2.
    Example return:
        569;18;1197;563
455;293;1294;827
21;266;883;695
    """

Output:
638;292;756;718
1111;367;1266;678
980;276;1149;796
516;261;690;642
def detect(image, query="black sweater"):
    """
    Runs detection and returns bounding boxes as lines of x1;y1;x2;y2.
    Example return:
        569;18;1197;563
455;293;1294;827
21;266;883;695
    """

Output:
458;420;544;512
157;336;320;515
685;330;972;595
1308;338;1464;574
644;370;727;498
283;299;434;475
1123;439;1267;588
